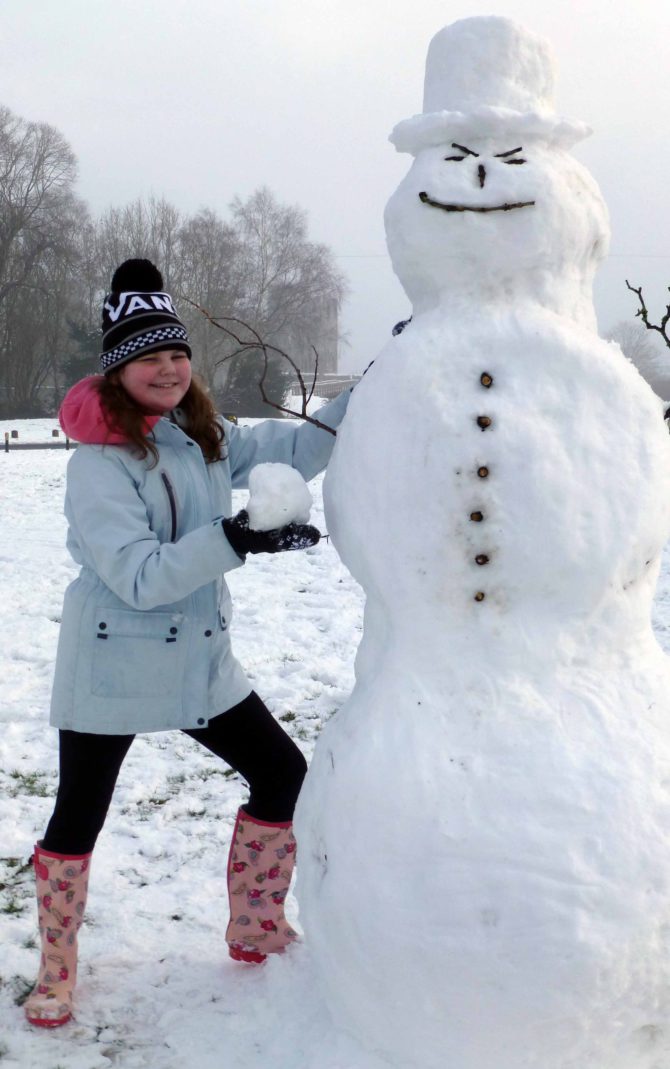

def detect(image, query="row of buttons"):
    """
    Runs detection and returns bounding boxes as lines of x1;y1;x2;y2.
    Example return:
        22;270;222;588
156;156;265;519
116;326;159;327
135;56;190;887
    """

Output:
472;372;493;603
96;622;214;639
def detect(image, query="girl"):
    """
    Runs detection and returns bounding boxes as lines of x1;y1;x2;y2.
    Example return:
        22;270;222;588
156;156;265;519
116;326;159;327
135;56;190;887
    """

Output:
24;259;350;1027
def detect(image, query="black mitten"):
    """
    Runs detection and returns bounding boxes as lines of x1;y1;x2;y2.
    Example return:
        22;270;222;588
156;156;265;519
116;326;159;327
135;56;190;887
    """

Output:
222;509;321;557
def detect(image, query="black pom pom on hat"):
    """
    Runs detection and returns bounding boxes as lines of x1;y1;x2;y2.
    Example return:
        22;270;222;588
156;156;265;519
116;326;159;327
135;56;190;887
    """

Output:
100;258;191;373
111;258;164;293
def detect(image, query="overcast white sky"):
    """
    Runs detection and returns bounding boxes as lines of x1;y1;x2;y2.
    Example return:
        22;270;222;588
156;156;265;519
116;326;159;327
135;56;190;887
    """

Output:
1;0;669;371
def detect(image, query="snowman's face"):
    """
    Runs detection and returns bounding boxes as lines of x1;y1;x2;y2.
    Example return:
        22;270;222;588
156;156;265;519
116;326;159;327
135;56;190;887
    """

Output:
384;137;609;310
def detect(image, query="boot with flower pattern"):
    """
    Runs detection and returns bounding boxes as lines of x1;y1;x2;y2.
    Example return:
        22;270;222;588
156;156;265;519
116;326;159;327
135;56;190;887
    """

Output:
24;843;92;1028
226;808;298;964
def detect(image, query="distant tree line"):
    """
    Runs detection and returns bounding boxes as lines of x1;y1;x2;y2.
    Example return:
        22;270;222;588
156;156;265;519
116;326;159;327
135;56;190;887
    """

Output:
0;103;345;417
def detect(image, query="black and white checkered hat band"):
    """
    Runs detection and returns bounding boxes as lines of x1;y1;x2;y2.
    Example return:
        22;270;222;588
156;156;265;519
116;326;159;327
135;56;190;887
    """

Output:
101;325;190;371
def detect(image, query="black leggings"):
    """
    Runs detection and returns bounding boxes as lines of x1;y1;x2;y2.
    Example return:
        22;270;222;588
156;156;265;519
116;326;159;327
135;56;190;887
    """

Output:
42;692;307;855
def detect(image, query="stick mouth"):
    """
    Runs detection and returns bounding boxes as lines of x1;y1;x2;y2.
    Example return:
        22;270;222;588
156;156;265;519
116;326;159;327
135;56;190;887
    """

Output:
419;191;536;214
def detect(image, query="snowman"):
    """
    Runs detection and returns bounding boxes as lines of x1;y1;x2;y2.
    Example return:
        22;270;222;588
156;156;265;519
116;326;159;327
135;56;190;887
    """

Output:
295;16;670;1069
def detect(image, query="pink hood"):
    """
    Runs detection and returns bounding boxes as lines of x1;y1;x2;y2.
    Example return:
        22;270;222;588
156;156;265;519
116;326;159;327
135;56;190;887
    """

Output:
58;376;161;444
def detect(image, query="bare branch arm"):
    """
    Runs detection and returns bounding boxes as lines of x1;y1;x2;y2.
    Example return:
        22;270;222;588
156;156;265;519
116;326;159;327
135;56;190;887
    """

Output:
626;280;670;348
180;295;337;435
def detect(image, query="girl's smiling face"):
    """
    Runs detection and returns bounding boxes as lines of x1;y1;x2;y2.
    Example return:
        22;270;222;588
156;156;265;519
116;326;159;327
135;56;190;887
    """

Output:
118;348;192;413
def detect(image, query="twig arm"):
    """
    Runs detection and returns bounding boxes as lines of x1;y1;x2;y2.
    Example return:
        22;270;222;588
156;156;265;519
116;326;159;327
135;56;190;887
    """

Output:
180;295;337;435
626;280;670;347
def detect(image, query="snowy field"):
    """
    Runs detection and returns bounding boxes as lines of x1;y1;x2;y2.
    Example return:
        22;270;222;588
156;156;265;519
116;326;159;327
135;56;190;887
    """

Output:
1;417;670;1069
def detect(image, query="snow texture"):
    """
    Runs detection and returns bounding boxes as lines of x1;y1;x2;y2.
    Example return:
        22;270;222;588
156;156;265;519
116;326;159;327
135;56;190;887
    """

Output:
246;462;312;531
296;16;670;1069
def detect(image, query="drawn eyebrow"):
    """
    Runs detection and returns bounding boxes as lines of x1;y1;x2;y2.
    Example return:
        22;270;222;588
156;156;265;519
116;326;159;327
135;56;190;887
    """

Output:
494;147;523;158
451;142;479;157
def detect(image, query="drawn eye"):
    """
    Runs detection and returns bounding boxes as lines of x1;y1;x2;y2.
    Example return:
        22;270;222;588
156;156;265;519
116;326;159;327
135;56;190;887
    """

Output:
494;147;526;164
504;158;526;165
444;155;466;162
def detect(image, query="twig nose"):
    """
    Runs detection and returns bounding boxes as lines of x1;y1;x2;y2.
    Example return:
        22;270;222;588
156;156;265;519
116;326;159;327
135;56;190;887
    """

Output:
478;164;486;189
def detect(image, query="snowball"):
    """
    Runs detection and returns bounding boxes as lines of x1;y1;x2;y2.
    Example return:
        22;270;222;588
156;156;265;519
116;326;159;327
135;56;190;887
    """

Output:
246;463;312;531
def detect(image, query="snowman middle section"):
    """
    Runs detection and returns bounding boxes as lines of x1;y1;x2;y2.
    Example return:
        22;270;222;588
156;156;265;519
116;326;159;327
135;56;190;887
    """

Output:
324;305;670;666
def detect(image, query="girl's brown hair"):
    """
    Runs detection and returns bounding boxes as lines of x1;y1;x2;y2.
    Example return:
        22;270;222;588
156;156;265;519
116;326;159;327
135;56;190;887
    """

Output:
95;370;225;467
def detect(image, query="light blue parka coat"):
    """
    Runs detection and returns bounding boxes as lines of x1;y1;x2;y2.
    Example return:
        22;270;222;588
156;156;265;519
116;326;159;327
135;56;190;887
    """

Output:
50;382;349;735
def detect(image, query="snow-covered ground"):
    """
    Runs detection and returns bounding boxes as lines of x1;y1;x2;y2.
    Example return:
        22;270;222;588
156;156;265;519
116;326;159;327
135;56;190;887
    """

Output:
1;417;669;1068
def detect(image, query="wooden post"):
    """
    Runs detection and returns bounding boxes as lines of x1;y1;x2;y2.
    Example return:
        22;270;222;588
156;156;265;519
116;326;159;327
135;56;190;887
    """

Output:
4;432;8;454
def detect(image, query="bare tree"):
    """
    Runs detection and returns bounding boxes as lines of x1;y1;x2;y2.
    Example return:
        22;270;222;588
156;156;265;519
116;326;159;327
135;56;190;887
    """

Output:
183;187;347;411
0;161;345;415
0;105;88;413
622;282;670;401
175;208;244;392
605;320;670;401
90;193;341;403
229;187;346;369
0;106;78;306
94;196;183;292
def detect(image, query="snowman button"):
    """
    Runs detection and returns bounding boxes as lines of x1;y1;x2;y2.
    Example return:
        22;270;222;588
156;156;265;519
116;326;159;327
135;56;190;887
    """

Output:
470;511;484;522
477;466;489;478
474;591;486;602
480;373;493;387
475;554;490;566
477;416;492;430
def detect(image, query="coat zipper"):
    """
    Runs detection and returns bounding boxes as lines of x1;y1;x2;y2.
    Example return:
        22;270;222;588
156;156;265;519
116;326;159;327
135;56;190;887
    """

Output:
160;471;178;542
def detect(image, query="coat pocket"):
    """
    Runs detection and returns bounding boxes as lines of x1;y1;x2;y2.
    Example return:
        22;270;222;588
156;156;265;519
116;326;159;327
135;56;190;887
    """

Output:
91;607;185;699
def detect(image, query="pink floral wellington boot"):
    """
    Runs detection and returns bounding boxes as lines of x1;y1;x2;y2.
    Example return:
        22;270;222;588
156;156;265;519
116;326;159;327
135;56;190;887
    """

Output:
24;843;92;1028
226;808;298;964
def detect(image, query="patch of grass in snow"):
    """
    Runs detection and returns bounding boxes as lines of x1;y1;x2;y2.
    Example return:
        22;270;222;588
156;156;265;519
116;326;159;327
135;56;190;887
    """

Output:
9;973;33;1006
279;711;296;722
1;857;31;875
0;857;33;918
187;766;238;782
132;796;171;818
8;769;55;798
0;895;25;915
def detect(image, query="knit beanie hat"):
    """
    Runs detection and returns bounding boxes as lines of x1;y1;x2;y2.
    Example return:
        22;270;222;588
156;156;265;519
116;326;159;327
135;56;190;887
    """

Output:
100;259;191;374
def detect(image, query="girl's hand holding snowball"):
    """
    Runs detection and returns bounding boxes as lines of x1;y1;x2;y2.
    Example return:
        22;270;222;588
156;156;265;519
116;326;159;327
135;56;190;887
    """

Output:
222;462;319;558
222;509;320;558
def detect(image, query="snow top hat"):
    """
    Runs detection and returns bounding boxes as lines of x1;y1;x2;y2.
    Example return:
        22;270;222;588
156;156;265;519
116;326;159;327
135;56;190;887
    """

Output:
100;259;191;374
390;16;591;156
